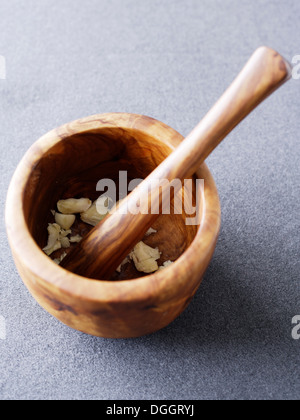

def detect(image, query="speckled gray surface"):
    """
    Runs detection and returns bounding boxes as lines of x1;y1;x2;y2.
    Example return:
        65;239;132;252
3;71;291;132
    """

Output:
0;0;299;400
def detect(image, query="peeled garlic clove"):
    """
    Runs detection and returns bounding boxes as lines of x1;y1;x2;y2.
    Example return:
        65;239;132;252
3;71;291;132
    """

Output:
80;197;110;227
54;212;76;230
57;198;92;214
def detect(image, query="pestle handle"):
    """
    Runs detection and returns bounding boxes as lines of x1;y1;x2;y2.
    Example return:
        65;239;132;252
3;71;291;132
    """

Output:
61;47;292;279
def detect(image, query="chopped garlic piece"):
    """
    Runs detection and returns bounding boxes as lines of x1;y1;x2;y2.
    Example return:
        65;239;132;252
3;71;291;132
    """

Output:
57;198;92;214
145;228;157;236
49;223;61;235
43;223;73;256
54;212;76;230
69;235;83;243
158;260;174;270
80;196;111;226
43;223;61;255
132;242;161;261
59;229;72;238
60;236;70;249
53;252;67;265
116;257;130;273
130;242;161;274
44;240;62;256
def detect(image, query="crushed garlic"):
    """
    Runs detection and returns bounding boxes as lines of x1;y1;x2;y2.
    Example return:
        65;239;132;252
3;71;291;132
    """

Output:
45;196;174;272
43;223;74;256
60;236;70;249
130;241;161;274
43;223;62;256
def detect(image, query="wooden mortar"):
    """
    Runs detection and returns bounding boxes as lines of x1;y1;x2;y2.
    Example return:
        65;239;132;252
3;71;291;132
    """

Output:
5;113;221;338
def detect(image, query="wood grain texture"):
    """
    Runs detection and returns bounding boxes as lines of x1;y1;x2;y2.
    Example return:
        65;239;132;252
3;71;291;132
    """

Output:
5;113;221;338
61;47;292;280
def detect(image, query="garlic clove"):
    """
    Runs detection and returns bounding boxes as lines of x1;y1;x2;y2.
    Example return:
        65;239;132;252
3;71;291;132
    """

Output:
54;212;76;230
57;198;92;214
80;197;111;227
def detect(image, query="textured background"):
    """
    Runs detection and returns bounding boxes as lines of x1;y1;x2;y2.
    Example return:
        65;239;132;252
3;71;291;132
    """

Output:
0;0;299;400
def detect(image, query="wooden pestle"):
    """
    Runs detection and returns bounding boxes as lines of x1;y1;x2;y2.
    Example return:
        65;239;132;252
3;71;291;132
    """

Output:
61;47;292;279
